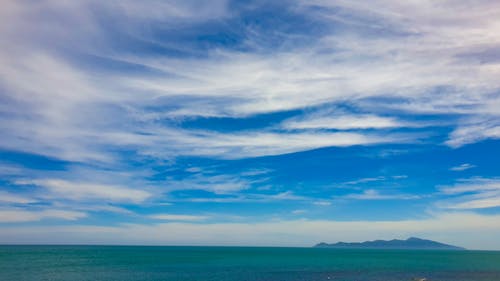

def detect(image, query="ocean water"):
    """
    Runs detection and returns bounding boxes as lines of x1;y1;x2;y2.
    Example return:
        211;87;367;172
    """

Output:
1;246;499;281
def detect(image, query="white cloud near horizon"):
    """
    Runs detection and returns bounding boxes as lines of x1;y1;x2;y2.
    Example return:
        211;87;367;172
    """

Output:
1;212;500;250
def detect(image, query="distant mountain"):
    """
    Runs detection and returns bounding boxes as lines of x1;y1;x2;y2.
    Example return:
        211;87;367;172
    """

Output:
314;237;465;250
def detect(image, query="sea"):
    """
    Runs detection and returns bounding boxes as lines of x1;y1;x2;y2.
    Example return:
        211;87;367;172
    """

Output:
1;246;499;281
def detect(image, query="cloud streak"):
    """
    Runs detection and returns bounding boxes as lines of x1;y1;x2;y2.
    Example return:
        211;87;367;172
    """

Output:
16;179;152;204
283;114;403;130
149;214;209;221
341;189;420;200
0;191;36;204
0;209;86;223
450;163;476;172
438;178;500;209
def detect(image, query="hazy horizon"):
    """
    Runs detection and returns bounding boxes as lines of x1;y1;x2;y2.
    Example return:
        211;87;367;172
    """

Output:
0;236;472;250
1;0;500;250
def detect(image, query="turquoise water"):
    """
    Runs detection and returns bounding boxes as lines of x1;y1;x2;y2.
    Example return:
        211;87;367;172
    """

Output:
1;246;499;281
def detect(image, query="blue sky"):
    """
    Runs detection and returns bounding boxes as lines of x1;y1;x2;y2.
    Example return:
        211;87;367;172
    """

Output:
1;0;500;249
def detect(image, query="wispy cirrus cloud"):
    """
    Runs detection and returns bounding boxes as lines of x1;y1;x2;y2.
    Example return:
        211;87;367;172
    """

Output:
149;214;209;221
446;118;500;148
15;179;152;204
342;175;408;186
450;163;476;172
1;0;500;167
165;174;251;195
0;191;37;204
341;189;420;201
439;178;500;195
438;178;500;209
282;114;403;130
344;176;386;186
173;191;308;204
0;208;86;223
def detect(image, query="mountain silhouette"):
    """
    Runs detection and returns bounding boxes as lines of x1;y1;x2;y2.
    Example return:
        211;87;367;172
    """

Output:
314;237;465;250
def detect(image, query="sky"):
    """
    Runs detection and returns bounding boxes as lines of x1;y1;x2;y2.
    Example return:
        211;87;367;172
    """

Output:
1;0;500;250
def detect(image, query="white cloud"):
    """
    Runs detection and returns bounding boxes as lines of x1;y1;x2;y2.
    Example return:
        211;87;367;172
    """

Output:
0;209;86;223
450;163;476;171
121;48;498;118
240;169;272;177
344;176;386;185
438;178;500;209
444;197;500;210
185;167;202;173
0;191;36;204
0;163;28;177
291;209;307;214
165;174;250;194
313;201;332;206
439;178;500;195
446;118;500;147
149;214;209;221
341;189;420;200
264;191;307;201
283;114;403;130
0;53;413;162
172;190;309;203
173;130;409;159
298;0;500;144
16;179;152;203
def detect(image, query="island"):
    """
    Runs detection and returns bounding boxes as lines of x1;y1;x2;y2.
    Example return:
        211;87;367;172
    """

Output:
314;237;465;250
